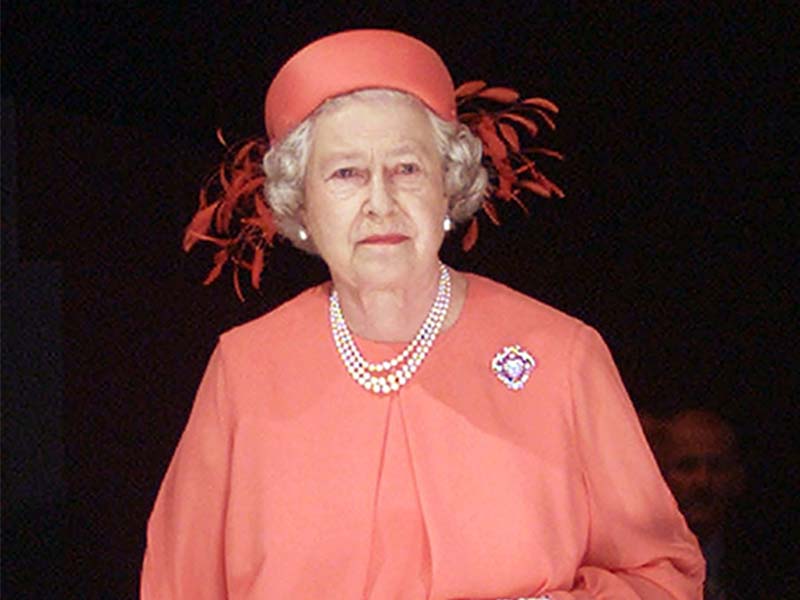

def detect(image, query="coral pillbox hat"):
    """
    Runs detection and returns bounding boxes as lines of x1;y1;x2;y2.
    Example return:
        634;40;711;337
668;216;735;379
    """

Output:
264;29;457;144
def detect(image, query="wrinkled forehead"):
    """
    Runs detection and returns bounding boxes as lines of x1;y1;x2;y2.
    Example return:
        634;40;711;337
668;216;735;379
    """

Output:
307;93;440;161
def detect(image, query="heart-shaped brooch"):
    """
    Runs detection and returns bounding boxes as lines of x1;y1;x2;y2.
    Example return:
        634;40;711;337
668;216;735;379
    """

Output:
491;344;536;390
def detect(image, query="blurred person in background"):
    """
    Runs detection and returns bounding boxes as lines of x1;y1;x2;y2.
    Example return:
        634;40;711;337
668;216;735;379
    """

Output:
661;409;750;600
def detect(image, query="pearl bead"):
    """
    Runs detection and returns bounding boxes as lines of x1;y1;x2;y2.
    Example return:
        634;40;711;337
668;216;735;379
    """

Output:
329;263;451;394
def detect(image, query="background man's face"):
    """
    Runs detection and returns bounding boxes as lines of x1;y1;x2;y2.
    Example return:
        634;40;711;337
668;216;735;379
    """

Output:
662;413;743;542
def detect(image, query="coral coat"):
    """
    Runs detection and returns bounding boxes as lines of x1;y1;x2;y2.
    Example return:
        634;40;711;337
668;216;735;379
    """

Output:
141;274;704;599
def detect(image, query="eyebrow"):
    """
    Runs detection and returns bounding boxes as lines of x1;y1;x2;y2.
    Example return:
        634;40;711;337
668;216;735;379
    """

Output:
386;142;428;158
316;151;366;173
319;149;364;162
316;140;432;170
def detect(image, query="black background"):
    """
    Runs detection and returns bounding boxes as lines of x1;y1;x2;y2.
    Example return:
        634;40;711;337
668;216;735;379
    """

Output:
2;2;796;598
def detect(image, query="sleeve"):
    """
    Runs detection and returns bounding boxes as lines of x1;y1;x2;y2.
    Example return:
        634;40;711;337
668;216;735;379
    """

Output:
549;325;705;600
140;342;233;599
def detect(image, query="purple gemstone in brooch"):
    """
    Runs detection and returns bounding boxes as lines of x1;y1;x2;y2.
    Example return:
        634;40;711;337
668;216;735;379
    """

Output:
491;344;536;390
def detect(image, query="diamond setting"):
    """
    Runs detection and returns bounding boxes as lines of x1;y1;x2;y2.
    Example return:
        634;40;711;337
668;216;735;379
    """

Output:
491;344;536;390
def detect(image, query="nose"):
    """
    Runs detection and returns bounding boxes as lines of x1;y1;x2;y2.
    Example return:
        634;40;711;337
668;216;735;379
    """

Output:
363;169;396;218
690;462;712;488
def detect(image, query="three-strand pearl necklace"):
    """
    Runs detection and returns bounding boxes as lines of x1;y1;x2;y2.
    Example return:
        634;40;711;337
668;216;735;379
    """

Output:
329;263;451;394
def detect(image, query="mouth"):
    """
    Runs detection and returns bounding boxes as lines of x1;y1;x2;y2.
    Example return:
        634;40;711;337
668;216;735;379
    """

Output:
358;234;410;245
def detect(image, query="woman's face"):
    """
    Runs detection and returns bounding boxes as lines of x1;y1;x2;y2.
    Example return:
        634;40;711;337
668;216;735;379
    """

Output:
302;95;447;291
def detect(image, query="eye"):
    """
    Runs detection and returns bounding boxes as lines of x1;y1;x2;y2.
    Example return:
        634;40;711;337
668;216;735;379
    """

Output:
331;167;359;179
395;162;421;175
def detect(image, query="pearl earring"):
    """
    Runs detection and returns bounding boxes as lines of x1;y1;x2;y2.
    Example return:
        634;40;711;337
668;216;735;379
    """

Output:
298;227;309;241
442;216;453;232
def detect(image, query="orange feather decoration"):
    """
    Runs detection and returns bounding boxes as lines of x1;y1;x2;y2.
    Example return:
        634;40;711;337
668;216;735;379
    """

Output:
456;80;563;251
183;135;274;298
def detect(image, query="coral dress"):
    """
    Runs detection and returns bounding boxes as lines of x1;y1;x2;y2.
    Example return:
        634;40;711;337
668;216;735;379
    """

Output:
141;274;704;599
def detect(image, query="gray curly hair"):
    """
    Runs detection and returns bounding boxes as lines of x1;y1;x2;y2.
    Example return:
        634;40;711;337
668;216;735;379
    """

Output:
262;89;487;252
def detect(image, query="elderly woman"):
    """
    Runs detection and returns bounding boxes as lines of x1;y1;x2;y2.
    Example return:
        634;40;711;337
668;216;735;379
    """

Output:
141;30;704;599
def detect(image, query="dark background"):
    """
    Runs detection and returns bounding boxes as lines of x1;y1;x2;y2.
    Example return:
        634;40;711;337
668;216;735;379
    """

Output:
2;2;796;598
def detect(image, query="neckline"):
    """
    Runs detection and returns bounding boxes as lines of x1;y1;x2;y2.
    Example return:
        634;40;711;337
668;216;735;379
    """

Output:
342;272;477;362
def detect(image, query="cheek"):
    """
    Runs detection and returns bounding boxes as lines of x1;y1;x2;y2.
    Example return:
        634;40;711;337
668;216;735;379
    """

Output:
305;197;362;254
304;182;341;228
421;214;446;242
711;473;736;493
666;473;691;491
310;209;349;247
421;200;448;238
410;182;447;232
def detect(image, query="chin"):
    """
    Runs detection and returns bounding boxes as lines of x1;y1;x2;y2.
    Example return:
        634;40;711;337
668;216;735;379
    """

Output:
359;258;411;281
355;254;432;287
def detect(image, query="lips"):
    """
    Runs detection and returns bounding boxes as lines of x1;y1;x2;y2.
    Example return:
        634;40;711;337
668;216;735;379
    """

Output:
359;233;409;245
